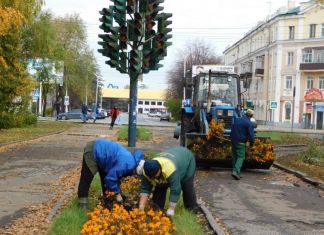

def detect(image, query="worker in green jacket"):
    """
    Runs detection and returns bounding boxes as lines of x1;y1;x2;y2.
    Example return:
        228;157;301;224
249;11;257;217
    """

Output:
137;146;197;216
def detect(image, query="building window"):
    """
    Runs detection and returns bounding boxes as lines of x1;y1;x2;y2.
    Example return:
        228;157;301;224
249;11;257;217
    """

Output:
310;24;316;38
151;101;156;105
289;26;295;40
320;77;324;89
157;101;162;106
322;23;324;37
144;101;149;105
302;49;313;63
285;102;291;120
307;77;314;89
285;76;292;89
287;52;294;65
138;101;143;105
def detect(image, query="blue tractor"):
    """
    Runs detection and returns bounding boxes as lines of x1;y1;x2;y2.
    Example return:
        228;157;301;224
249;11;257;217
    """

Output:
174;67;271;169
175;67;244;146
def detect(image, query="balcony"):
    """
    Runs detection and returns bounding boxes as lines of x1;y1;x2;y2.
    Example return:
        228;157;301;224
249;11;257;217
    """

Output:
300;63;324;71
300;47;324;71
255;68;264;76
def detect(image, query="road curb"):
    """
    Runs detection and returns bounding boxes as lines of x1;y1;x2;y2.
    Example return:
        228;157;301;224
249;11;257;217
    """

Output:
273;162;324;191
197;199;226;235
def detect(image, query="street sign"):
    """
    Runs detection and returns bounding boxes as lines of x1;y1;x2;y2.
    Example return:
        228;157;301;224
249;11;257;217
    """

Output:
270;100;277;110
64;96;70;106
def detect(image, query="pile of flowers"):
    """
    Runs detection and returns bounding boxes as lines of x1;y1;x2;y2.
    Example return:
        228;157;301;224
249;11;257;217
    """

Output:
246;138;275;163
188;119;232;159
188;119;275;163
81;176;176;235
81;204;175;235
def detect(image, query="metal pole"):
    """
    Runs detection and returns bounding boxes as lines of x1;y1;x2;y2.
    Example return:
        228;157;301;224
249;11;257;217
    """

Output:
128;72;138;147
207;69;212;112
291;86;295;132
38;82;42;115
85;86;88;105
65;84;68;112
183;58;186;100
95;76;99;105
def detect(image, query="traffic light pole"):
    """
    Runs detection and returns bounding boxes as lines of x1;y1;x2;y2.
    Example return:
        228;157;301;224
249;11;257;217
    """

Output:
128;72;139;147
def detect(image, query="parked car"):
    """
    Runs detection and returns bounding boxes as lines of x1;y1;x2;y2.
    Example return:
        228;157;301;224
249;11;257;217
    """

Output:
57;109;83;120
58;108;96;120
160;112;171;121
148;111;161;117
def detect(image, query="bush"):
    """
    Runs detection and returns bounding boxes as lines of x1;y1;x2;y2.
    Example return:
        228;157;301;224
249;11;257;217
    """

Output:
303;141;324;163
45;108;53;117
0;112;37;129
165;98;182;121
0;112;15;129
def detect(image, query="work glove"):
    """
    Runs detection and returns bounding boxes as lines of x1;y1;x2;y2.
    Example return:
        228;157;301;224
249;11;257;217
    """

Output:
116;193;123;203
166;208;175;217
166;202;176;217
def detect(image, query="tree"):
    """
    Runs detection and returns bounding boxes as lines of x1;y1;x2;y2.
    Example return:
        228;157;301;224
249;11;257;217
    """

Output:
166;40;222;100
51;14;100;109
0;7;35;115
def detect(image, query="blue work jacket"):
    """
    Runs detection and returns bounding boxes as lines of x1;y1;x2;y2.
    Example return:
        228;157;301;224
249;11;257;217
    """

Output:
230;116;255;143
93;139;142;194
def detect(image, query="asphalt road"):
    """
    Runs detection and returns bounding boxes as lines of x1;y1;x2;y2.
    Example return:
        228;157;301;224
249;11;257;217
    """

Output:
51;112;176;128
196;169;324;235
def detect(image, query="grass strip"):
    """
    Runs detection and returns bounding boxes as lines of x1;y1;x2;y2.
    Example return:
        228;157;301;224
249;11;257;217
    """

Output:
117;126;152;141
0;121;78;144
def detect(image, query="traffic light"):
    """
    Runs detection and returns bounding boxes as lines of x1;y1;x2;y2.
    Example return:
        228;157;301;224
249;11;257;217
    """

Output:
114;0;126;25
129;49;141;73
156;13;172;56
98;34;119;68
146;0;164;21
134;12;143;36
126;0;135;14
99;7;114;32
119;25;128;50
153;33;165;56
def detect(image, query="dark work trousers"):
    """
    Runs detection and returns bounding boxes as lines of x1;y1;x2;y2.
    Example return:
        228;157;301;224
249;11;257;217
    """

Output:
110;115;117;128
77;155;107;198
152;175;197;210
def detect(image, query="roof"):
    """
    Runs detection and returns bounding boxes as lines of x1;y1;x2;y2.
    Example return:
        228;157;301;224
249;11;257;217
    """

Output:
102;88;167;100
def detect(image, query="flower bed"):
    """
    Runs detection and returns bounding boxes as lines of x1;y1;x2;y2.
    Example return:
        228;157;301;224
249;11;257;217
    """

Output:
187;119;275;168
81;176;176;235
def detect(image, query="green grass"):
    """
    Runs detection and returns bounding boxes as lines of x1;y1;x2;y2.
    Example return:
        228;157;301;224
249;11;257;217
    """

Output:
276;154;324;182
117;126;152;141
47;175;101;235
47;175;206;235
256;131;309;145
0;121;78;144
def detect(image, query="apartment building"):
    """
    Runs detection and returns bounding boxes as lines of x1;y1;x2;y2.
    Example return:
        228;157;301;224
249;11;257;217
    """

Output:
101;88;167;113
224;0;324;129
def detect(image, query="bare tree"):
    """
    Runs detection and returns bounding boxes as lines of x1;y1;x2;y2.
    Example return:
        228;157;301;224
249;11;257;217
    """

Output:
166;39;222;100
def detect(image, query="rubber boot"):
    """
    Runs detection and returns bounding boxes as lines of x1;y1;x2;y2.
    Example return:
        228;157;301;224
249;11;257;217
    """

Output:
78;197;88;210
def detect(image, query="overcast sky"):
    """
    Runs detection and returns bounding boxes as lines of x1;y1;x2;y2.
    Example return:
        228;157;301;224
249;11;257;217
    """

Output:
43;0;302;90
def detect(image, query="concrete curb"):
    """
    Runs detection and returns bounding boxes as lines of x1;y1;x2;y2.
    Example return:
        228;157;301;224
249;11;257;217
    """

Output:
47;182;79;221
273;162;324;191
197;199;226;235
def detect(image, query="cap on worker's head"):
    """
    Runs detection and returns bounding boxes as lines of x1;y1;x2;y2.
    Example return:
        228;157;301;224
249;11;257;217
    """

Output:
246;109;254;117
136;160;145;175
133;149;144;164
144;160;161;178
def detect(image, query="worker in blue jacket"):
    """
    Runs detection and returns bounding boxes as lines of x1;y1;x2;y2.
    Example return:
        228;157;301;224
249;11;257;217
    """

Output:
77;139;144;209
230;109;255;180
